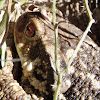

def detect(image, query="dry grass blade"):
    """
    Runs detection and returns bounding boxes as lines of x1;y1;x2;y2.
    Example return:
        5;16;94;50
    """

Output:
1;41;6;67
0;0;12;67
20;0;28;5
0;9;7;35
0;0;12;47
0;0;5;10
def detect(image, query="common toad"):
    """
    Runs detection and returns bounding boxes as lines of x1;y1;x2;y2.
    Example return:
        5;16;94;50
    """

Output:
14;9;100;99
0;6;100;100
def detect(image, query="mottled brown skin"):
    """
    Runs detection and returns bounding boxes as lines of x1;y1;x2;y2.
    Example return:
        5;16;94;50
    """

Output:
0;67;31;100
14;11;100;100
0;1;99;99
14;12;56;99
0;47;31;100
0;10;99;99
14;11;78;99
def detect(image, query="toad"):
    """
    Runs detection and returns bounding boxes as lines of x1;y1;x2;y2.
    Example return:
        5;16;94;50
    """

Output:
0;7;100;100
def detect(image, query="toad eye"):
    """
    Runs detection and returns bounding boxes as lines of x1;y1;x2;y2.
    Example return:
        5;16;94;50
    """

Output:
25;22;36;37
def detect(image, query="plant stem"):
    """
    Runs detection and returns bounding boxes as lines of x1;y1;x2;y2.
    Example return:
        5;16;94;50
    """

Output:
84;0;93;20
61;18;95;74
53;0;95;100
53;73;63;100
53;0;60;100
53;0;58;72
